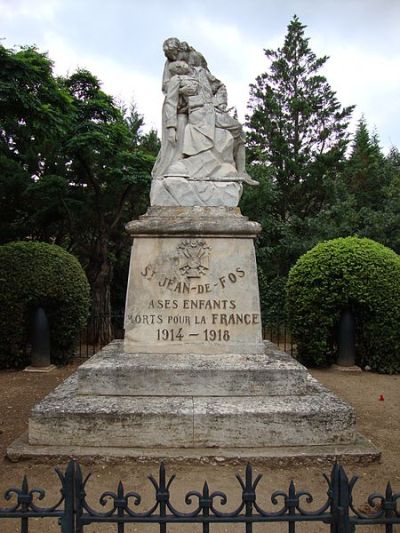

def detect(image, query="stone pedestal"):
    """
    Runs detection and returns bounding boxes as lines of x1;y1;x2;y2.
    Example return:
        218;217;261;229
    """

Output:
27;341;356;449
8;207;380;462
124;207;264;354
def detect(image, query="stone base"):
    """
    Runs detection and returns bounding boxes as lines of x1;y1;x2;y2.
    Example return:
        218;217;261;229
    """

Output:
77;341;307;397
9;340;379;457
8;340;380;462
24;364;56;373
7;432;380;466
124;207;264;355
332;364;363;373
124;207;264;358
28;372;356;448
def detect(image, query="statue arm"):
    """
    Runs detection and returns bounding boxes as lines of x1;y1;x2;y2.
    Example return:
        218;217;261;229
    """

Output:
214;83;228;111
164;76;181;138
203;69;227;110
161;60;170;94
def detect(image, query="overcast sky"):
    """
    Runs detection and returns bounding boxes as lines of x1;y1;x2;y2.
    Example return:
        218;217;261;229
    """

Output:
2;0;400;152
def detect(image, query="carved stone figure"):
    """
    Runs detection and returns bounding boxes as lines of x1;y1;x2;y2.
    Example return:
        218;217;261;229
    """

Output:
151;38;258;207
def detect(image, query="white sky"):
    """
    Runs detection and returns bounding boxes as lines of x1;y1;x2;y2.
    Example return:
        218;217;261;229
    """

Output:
2;0;400;152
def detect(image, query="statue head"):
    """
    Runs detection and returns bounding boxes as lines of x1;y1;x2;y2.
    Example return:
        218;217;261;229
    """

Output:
188;50;208;69
169;60;191;76
179;41;191;60
163;38;180;61
169;61;198;97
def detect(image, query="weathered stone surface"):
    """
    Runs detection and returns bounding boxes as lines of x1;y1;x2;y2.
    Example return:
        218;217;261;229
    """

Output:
193;376;355;447
152;37;258;206
28;361;355;449
29;375;194;448
124;209;264;355
24;364;56;373
77;340;308;397
150;177;243;207
8;432;381;465
125;207;261;237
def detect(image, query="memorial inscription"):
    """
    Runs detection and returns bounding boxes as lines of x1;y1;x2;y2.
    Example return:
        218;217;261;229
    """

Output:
124;235;264;354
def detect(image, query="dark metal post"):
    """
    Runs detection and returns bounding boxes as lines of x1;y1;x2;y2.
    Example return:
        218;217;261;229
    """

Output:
201;482;210;533
243;464;255;533
74;461;84;533
337;310;356;367
330;463;353;533
59;460;76;533
31;307;51;368
158;463;167;533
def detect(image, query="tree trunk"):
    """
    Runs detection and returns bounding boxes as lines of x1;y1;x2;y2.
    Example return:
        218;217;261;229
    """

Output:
86;238;113;346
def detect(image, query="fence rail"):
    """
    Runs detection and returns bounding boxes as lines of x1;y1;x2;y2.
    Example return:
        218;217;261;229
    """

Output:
1;460;399;532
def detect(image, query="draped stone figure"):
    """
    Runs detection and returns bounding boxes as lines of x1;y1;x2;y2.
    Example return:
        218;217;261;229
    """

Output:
151;38;258;207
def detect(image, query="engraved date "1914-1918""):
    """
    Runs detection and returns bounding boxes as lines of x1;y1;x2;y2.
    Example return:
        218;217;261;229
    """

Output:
157;328;230;342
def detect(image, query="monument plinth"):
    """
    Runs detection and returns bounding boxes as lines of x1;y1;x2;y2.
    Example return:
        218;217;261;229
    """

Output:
8;37;379;463
124;207;264;355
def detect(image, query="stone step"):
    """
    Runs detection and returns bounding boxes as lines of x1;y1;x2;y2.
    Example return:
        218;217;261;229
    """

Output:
8;432;381;465
77;341;308;397
29;373;355;449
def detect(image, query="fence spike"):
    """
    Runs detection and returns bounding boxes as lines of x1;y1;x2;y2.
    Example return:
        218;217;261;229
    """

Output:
1;459;399;532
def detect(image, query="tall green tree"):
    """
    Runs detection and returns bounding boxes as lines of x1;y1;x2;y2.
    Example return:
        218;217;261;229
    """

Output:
243;15;354;321
0;44;73;242
246;15;354;222
344;117;387;210
331;119;400;252
381;147;400;253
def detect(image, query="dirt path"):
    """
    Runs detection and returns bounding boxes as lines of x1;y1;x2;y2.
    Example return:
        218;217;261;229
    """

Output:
0;361;399;532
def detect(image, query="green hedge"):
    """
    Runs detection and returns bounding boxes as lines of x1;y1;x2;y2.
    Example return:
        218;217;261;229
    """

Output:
0;241;90;368
287;237;400;373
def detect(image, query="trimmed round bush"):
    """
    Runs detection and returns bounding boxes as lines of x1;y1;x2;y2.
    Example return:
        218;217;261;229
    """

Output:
0;241;90;368
287;237;400;374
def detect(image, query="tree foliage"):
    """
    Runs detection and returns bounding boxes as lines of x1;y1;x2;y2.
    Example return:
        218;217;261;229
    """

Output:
59;70;154;339
0;43;158;342
0;241;90;368
344;117;387;210
246;15;354;221
243;15;354;322
0;45;73;242
287;237;400;374
333;120;400;255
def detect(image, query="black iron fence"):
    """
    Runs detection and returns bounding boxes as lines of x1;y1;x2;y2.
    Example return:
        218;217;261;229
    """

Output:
76;314;295;359
76;311;124;359
262;323;296;357
0;460;399;531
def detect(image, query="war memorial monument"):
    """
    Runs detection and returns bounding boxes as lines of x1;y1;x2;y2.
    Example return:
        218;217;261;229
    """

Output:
8;38;379;462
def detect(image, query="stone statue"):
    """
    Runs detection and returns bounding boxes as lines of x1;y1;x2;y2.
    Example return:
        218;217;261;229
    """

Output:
150;38;258;207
